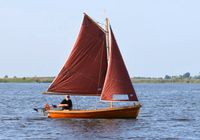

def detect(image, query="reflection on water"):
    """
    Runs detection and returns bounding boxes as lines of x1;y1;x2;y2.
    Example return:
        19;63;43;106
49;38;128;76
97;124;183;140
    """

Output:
0;83;200;139
52;119;124;139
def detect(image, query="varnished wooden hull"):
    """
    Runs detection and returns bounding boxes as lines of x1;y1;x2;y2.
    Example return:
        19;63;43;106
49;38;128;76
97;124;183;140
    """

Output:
47;104;141;119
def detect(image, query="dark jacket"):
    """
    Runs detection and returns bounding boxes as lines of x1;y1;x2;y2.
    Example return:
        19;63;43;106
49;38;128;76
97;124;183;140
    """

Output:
60;99;73;110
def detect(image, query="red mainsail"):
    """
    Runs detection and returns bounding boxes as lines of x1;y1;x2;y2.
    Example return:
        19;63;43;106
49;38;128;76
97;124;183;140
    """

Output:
100;27;138;101
47;14;107;95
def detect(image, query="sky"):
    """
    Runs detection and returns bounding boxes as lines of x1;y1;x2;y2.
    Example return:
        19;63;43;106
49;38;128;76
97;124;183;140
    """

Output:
0;0;200;78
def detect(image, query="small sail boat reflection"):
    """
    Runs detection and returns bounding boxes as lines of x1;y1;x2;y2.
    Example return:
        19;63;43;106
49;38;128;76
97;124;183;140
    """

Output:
43;13;141;119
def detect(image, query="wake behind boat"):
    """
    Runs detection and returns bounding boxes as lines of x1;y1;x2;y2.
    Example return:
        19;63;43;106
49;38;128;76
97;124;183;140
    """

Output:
43;13;141;119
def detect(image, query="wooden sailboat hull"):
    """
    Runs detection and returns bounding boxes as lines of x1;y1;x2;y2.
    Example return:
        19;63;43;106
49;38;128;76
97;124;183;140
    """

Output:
47;104;141;119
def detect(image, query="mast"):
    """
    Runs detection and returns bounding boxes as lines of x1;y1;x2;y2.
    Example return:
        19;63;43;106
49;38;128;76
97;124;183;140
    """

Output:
105;17;113;108
105;18;110;61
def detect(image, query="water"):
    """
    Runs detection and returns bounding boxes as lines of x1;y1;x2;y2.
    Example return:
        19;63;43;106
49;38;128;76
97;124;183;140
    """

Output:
0;83;200;140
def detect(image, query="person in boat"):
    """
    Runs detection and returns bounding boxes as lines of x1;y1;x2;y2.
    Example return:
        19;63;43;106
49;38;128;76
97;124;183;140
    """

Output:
58;95;73;110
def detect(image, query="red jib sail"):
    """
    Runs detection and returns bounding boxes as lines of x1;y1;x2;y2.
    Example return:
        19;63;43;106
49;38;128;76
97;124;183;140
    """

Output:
100;27;138;101
47;14;107;95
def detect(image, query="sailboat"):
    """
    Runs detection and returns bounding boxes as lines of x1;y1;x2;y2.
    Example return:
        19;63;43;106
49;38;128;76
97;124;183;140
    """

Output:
43;13;141;119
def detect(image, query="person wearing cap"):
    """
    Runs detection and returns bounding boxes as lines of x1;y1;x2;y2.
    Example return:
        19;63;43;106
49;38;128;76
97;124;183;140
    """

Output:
58;95;73;110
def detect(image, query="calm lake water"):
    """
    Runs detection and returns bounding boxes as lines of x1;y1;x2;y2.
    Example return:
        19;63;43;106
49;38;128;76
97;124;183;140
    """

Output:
0;83;200;140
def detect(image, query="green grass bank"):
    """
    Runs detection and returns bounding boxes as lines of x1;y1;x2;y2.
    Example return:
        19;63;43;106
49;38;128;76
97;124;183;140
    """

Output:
0;77;200;83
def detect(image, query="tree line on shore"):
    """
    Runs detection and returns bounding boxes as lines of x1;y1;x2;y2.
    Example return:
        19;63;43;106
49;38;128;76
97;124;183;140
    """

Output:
164;72;200;80
132;72;200;83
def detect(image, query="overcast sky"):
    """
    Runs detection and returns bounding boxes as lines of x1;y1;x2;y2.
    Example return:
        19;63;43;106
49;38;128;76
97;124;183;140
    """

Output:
0;0;200;78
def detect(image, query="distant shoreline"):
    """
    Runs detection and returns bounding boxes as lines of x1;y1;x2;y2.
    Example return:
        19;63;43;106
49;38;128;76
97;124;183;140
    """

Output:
0;77;200;83
131;78;200;83
0;77;54;83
